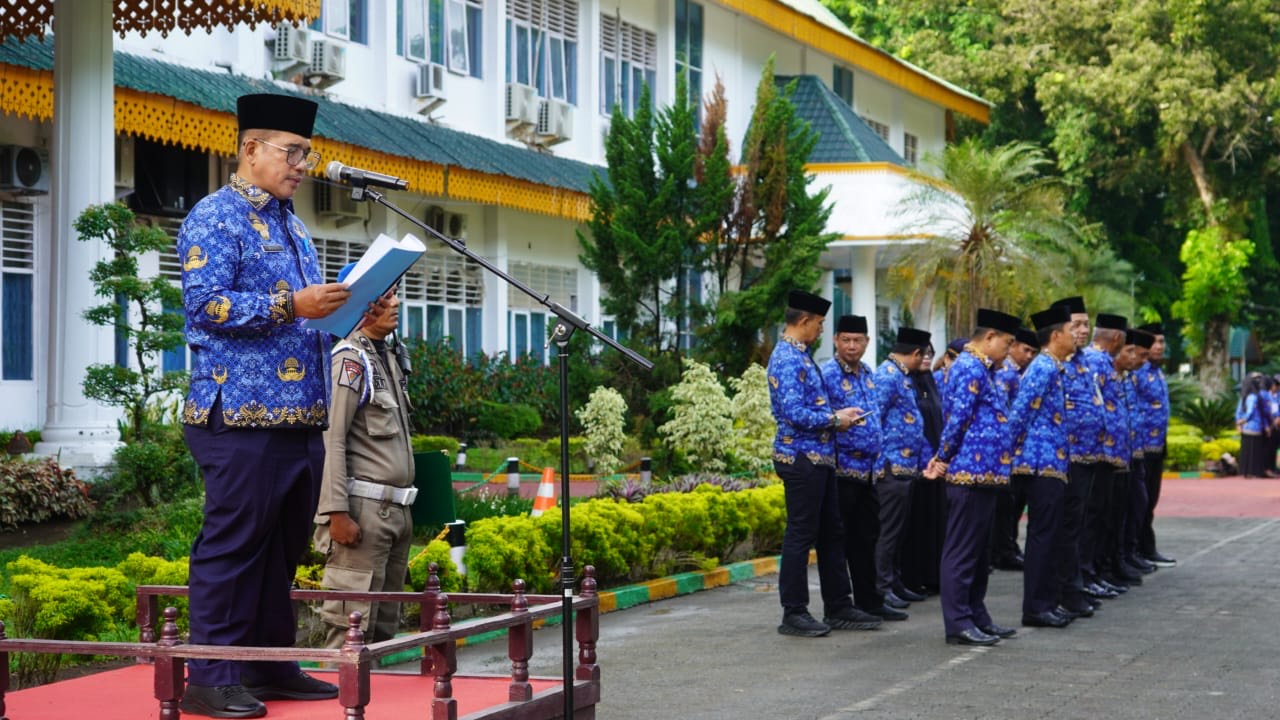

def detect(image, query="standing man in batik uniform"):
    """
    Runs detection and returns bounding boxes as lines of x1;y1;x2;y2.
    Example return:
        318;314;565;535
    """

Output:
178;93;349;718
769;291;880;637
926;308;1022;647
991;326;1040;572
822;315;904;623
1049;296;1111;610
1134;322;1176;568
1118;329;1157;578
1008;307;1075;629
873;326;932;611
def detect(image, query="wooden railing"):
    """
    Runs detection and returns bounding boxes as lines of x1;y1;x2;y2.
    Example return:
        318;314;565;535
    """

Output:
0;564;600;720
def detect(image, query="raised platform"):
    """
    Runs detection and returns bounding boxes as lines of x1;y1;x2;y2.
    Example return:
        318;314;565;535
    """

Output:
4;665;560;719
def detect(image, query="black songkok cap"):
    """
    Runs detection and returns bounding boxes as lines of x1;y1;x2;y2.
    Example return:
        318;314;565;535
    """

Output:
1031;305;1072;331
975;308;1021;336
836;314;868;334
1137;321;1163;335
1096;313;1128;330
237;93;319;138
947;337;969;355
1051;296;1086;315
1015;327;1039;347
1126;329;1155;349
787;290;831;316
896;326;932;348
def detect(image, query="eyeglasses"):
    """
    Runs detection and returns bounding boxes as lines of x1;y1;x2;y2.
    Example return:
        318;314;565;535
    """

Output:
251;137;321;170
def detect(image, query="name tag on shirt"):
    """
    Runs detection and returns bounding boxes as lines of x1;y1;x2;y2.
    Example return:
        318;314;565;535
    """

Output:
262;243;285;253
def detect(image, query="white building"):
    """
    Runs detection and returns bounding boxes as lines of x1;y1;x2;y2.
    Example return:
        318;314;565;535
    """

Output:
0;0;988;465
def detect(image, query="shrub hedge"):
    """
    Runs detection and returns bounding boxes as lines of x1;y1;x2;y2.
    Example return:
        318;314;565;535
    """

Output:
0;457;93;531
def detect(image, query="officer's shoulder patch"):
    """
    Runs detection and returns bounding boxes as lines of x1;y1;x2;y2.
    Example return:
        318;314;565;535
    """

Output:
338;357;365;391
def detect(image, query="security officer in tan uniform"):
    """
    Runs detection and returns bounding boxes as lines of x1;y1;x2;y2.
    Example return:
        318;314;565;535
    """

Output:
314;266;416;648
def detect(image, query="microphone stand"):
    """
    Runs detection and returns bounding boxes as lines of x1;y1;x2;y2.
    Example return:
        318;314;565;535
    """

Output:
346;180;652;719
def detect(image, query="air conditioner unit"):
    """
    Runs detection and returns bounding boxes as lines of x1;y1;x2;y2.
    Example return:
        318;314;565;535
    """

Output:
505;83;540;127
414;63;447;113
535;99;574;144
425;205;446;234
307;38;346;87
314;184;363;227
114;135;135;190
272;25;309;66
0;145;49;194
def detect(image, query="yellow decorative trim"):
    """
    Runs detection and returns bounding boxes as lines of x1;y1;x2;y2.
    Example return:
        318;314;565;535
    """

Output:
0;0;321;42
448;167;591;221
0;64;53;121
715;0;990;123
315;139;447;197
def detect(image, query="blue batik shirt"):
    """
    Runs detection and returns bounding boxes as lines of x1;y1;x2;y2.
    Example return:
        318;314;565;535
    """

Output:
1008;352;1069;481
1133;361;1170;453
936;345;1013;487
1121;371;1143;461
821;357;882;482
768;335;837;467
995;358;1022;406
1062;350;1105;464
1082;346;1128;468
178;174;330;429
874;356;927;477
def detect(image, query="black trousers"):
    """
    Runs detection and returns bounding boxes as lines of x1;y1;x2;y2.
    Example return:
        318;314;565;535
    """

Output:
991;478;1028;563
875;470;915;595
901;478;947;592
1139;451;1165;556
776;456;854;616
837;478;883;611
1018;474;1064;615
1056;462;1095;607
1102;469;1131;576
1123;459;1149;560
1081;463;1115;582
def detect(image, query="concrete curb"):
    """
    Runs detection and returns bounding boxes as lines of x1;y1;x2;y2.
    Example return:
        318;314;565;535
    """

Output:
1162;471;1218;479
370;554;790;667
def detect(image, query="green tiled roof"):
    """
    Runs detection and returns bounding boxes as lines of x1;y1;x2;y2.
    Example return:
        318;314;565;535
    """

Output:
0;37;602;194
777;74;905;166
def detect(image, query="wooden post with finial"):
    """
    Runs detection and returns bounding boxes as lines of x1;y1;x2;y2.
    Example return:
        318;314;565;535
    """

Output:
420;562;440;676
575;566;600;685
507;578;533;702
1;619;10;720
339;611;371;720
154;607;184;720
429;592;457;720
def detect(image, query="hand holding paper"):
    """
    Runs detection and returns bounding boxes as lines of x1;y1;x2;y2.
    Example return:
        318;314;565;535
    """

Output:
304;232;426;337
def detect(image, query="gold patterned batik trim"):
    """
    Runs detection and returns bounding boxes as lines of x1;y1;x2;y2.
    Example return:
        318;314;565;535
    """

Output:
946;471;1009;487
835;468;874;483
221;400;328;428
1011;464;1068;482
181;400;211;426
269;289;293;324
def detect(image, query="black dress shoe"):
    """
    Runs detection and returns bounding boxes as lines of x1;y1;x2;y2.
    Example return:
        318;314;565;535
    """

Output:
1144;551;1177;567
1099;578;1129;593
243;671;339;701
779;611;832;637
824;606;884;630
864;604;909;621
1111;566;1143;585
180;684;267;718
979;622;1017;638
946;627;999;646
1126;556;1156;574
1057;603;1093;619
883;591;910;609
1083;582;1118;599
895;586;927;602
1022;611;1070;628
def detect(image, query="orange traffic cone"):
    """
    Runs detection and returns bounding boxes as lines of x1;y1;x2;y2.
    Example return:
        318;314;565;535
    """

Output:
530;467;557;517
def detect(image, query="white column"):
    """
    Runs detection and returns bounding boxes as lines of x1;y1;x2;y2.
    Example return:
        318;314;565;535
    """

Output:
851;245;878;360
34;0;121;468
482;206;508;356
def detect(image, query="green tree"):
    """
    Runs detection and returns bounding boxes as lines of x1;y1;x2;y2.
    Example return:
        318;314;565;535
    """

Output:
77;203;188;444
728;363;775;475
658;358;734;473
886;139;1092;330
1171;226;1254;391
575;386;629;476
697;59;837;375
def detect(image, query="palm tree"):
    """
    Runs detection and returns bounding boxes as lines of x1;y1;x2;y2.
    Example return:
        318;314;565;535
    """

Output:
886;139;1092;331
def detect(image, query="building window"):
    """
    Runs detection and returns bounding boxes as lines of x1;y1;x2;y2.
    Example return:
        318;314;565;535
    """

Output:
903;132;918;166
506;0;579;103
312;0;368;44
677;268;702;351
1;201;34;381
508;261;576;363
864;117;890;142
142;214;192;373
833;65;853;106
397;0;433;63
400;249;484;358
600;13;657;118
675;0;703;106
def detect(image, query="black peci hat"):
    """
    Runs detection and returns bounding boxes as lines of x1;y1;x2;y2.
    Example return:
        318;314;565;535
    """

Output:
896;326;932;348
1126;329;1155;349
237;93;319;138
975;308;1021;336
1051;296;1087;315
1096;313;1128;330
1015;327;1039;347
787;290;831;316
947;337;969;356
1031;305;1072;331
1137;321;1163;335
836;314;868;334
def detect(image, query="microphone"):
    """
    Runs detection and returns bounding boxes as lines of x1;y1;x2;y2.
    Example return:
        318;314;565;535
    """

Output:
325;161;409;190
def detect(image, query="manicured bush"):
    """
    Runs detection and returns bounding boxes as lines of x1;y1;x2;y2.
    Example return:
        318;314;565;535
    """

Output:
411;435;462;456
659;358;735;472
1165;435;1203;471
0;457;93;531
576;386;628;475
729;363;775;474
407;540;462;593
476;401;542;440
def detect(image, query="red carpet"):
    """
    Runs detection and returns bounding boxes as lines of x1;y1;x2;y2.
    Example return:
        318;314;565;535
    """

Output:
5;664;559;719
1157;476;1280;518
